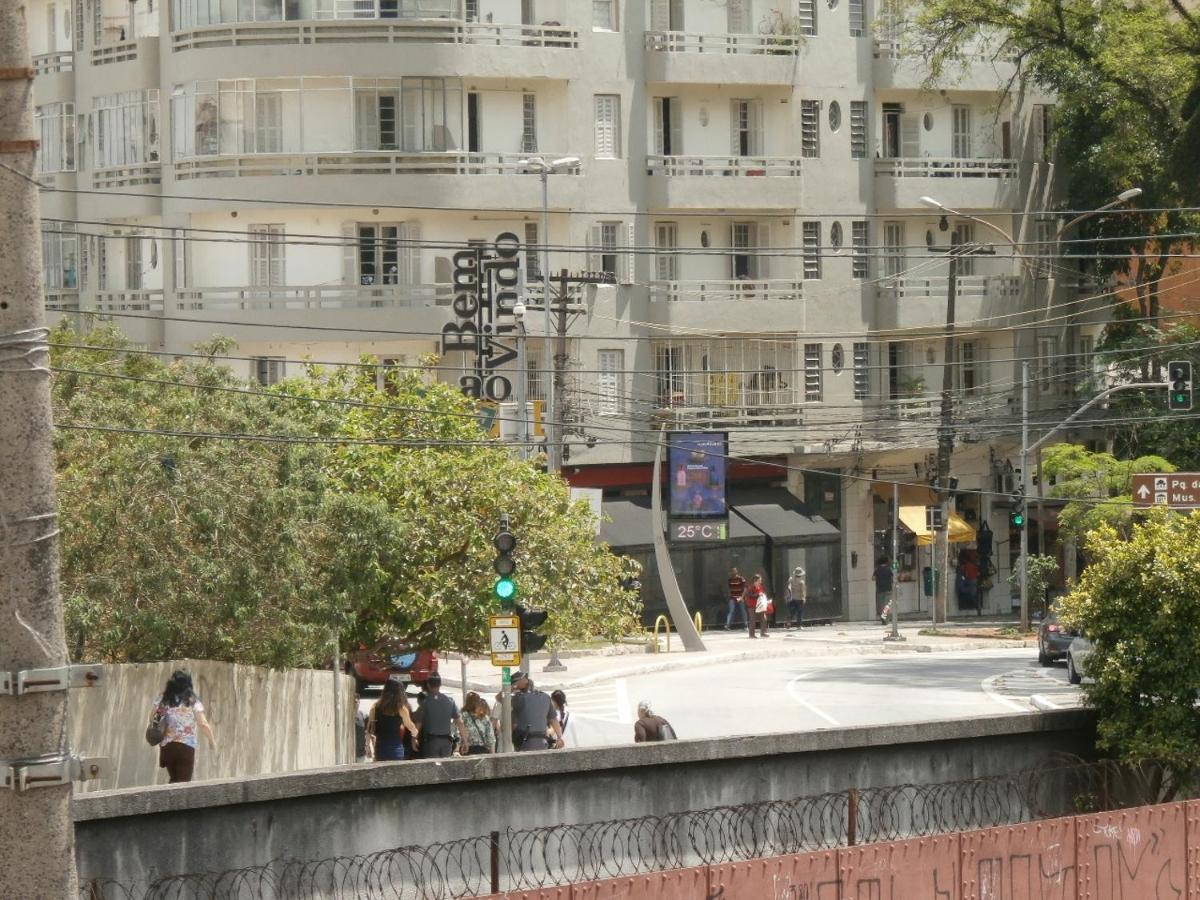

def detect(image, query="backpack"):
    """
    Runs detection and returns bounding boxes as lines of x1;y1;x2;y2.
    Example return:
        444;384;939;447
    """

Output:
658;719;677;741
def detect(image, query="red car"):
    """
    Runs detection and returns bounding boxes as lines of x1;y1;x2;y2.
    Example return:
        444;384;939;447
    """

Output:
345;639;438;693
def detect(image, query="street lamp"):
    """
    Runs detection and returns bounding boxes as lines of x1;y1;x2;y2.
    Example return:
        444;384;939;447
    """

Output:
518;155;581;475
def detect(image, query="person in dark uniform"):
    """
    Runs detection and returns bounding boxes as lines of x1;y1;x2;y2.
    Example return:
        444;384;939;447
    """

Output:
510;671;563;751
411;674;467;758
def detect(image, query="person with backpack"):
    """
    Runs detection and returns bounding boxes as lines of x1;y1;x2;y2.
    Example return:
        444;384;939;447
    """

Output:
634;700;677;742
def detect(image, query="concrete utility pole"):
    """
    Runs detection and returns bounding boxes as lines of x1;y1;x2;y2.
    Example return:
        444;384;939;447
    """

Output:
932;251;958;626
0;6;82;894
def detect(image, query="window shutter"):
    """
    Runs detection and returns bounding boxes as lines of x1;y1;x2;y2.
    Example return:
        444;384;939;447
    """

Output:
620;221;635;284
900;114;919;158
729;100;740;156
587;223;602;274
649;0;669;31
597;350;622;416
342;222;357;285
757;224;769;280
727;0;747;32
668;98;683;156
653;99;665;156
397;221;421;285
749;100;763;156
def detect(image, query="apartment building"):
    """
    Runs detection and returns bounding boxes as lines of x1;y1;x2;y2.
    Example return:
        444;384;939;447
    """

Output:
28;0;1096;622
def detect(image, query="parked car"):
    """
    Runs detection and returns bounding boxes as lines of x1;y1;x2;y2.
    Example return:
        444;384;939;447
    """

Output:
345;638;438;694
1037;612;1074;666
1067;634;1094;685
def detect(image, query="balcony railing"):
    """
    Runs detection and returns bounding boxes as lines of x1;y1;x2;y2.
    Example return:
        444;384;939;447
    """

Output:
646;155;801;177
92;41;138;65
45;289;80;311
175;284;453;311
174;151;581;180
171;20;578;50
645;30;800;56
880;274;1021;301
874;157;1017;179
93;163;162;190
94;290;164;311
650;279;803;303
32;52;74;74
873;35;1011;64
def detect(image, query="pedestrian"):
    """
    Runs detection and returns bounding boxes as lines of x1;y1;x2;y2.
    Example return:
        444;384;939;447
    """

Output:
148;669;217;784
550;689;579;748
745;573;769;638
461;692;496;755
725;567;748;630
873;557;894;625
368;677;417;761
411;673;468;758
785;566;807;628
510;671;563;751
354;707;369;763
633;700;677;742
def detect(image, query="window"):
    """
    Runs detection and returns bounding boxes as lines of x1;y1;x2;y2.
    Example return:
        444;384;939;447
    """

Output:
653;97;682;156
804;344;823;402
849;0;864;36
254;92;283;152
802;221;821;280
887;341;911;399
1033;104;1055;161
125;236;143;290
250;224;285;287
355;87;399;150
828;101;841;133
883;221;904;278
730;99;762;157
853;342;870;399
952;221;975;277
849;101;867;158
597;350;623;416
356;222;420;286
649;0;684;30
36;102;75;173
1037;336;1059;394
731;222;764;280
520;93;537;154
881;103;902;158
831;344;845;374
401;77;462;152
851;221;869;279
654;344;685;407
95;91;159;169
655;222;678;281
253;356;286;386
800;100;820;158
797;0;817;35
951;105;972;158
594;94;620;159
958;341;979;396
592;0;615;30
589;221;623;281
42;225;79;290
726;0;749;32
1032;217;1054;278
830;222;843;249
524;222;540;282
467;92;480;152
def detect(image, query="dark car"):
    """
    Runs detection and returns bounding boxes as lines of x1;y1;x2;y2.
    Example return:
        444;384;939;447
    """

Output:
345;638;438;694
1037;612;1074;666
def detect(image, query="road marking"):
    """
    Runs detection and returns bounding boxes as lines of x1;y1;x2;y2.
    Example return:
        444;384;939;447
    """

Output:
981;673;1030;712
785;671;840;726
615;677;632;723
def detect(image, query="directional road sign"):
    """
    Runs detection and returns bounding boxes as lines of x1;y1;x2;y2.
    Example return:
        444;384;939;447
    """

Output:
1132;473;1200;510
489;614;521;667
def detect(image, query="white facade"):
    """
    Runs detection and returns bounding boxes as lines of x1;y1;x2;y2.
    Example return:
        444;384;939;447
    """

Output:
29;0;1100;620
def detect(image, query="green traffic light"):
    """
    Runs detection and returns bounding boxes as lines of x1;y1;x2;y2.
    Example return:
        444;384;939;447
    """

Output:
1012;513;1025;527
494;576;516;601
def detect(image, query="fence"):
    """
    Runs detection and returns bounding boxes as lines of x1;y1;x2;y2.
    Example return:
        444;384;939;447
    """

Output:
78;762;1148;899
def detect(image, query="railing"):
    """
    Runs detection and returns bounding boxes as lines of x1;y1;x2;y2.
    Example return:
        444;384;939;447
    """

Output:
886;394;1004;422
873;157;1018;179
32;51;74;74
174;151;581;180
645;29;801;55
874;35;1012;64
879;274;1021;301
92;163;162;190
646;155;801;177
44;289;81;311
175;284;453;311
172;19;579;50
78;763;1139;900
94;290;164;312
91;41;138;65
650;279;803;303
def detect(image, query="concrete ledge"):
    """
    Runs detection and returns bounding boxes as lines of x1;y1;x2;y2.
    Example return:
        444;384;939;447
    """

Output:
73;709;1094;824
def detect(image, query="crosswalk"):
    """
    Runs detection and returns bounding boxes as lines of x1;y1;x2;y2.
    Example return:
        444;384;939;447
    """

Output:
550;678;631;724
982;667;1084;711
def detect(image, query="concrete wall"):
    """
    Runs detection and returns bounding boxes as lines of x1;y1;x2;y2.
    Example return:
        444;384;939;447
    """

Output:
69;659;356;793
73;709;1095;887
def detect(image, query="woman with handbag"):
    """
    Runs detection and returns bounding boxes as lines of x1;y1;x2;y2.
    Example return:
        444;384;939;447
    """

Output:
147;669;217;784
745;574;770;639
462;692;496;755
368;678;418;761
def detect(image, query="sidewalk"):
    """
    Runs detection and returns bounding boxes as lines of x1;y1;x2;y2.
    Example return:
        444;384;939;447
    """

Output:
439;621;1037;693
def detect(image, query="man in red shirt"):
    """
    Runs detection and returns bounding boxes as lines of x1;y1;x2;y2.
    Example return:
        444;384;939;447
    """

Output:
725;567;747;630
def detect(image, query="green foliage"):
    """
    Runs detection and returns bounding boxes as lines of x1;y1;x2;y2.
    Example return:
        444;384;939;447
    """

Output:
1009;554;1060;613
1041;443;1174;539
51;323;641;667
1058;510;1200;797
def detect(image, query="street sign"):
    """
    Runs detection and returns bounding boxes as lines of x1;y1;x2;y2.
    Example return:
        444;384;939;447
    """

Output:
1131;473;1200;510
925;505;945;531
489;614;521;667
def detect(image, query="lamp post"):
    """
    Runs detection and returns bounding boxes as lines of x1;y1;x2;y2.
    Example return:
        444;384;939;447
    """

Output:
517;155;580;475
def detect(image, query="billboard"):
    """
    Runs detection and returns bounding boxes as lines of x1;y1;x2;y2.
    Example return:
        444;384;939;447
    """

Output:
668;432;728;518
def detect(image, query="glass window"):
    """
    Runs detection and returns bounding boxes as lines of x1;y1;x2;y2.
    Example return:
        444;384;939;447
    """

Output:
592;0;615;30
802;221;821;280
849;101;867;159
250;224;286;287
851;221;869;279
804;343;823;402
35;102;75;173
800;100;820;158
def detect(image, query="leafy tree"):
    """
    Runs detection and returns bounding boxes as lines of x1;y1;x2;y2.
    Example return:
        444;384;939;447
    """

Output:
1058;510;1200;799
1009;553;1060;615
1041;443;1174;541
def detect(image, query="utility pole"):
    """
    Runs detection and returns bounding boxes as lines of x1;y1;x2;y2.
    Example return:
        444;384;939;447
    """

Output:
1019;363;1030;631
0;8;83;894
546;269;609;469
884;481;905;642
933;252;958;626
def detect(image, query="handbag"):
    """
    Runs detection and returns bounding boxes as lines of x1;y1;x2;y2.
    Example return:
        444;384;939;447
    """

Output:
145;707;165;746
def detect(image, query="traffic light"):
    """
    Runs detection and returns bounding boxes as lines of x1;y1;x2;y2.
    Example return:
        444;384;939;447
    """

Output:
1167;360;1193;411
1010;493;1026;529
516;603;549;654
493;515;517;603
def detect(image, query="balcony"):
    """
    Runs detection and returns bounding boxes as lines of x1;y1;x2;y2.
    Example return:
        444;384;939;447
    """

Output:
175;283;453;312
174;151;580;180
874;157;1018;209
875;274;1021;329
873;36;1018;91
45;289;80;311
92;40;139;65
33;52;74;75
650;279;802;303
93;164;162;190
172;19;577;49
645;156;801;208
94;290;165;312
644;30;800;84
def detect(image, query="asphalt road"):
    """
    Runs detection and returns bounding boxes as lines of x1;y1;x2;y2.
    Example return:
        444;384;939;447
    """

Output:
356;648;1084;751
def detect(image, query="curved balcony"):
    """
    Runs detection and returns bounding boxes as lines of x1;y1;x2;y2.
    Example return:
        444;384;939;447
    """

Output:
874;157;1018;210
875;274;1021;330
33;52;74;75
644;30;800;85
93;163;162;190
650;279;803;303
873;37;1018;91
645;155;802;208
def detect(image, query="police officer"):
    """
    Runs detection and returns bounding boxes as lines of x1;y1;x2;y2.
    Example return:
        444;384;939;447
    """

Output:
510;671;563;751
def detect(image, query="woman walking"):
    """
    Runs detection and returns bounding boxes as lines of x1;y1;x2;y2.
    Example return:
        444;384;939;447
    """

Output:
368;678;418;761
462;692;496;755
149;669;217;784
745;574;770;638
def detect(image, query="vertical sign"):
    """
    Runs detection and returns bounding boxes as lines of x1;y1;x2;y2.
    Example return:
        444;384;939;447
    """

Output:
668;432;729;518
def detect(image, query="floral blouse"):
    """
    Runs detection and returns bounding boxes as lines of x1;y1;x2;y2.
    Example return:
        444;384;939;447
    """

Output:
152;699;205;748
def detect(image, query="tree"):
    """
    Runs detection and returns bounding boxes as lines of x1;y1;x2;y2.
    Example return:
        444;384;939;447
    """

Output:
1041;443;1174;541
1009;553;1059;615
1057;510;1200;799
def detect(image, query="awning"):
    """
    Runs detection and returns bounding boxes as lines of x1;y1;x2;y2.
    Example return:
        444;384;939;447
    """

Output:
599;496;765;549
732;503;840;541
898;506;977;546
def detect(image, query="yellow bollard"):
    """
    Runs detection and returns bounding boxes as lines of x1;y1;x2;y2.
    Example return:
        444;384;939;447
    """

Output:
693;611;703;634
652;614;671;654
